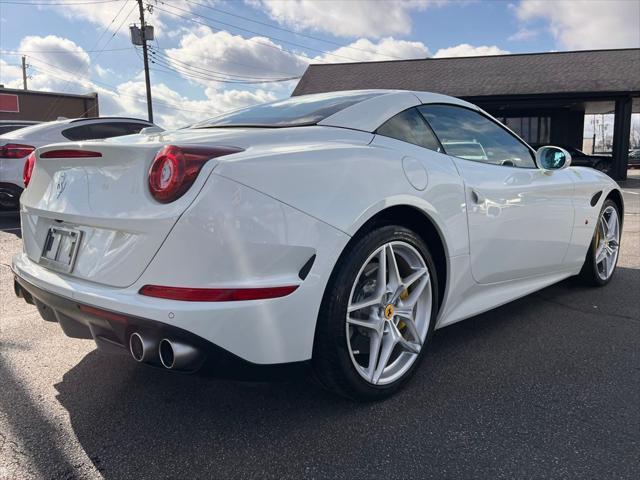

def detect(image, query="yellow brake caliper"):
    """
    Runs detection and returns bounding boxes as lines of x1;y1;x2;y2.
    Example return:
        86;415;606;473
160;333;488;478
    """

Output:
398;289;409;330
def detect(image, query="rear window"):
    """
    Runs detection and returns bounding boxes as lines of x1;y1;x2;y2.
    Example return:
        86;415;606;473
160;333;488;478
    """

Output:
62;122;149;141
192;91;383;128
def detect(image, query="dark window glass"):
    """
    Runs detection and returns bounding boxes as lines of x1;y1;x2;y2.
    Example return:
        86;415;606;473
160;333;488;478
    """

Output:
193;91;383;128
61;125;89;141
62;122;146;141
421;105;536;168
120;122;149;135
84;123;132;139
376;108;442;152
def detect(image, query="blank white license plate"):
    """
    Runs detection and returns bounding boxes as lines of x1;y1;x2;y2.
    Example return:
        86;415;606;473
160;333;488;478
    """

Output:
40;226;83;273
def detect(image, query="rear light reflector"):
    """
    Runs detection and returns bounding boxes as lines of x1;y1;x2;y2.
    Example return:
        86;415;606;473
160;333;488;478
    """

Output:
40;149;102;158
148;145;243;203
139;285;298;302
0;143;35;159
78;304;129;323
23;151;36;187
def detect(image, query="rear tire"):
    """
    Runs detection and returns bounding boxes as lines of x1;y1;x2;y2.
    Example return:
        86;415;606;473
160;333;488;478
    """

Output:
313;225;439;401
578;199;621;286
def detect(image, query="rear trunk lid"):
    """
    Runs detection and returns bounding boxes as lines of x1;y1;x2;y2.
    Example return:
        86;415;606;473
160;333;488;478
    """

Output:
21;134;230;288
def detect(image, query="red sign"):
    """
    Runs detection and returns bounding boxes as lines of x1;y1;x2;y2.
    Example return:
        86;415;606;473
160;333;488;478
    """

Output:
0;94;19;113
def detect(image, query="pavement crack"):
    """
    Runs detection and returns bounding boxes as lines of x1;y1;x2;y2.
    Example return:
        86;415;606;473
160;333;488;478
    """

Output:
534;294;640;323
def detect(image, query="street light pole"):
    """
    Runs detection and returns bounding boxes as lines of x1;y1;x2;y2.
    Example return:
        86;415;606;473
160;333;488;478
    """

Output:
137;0;153;123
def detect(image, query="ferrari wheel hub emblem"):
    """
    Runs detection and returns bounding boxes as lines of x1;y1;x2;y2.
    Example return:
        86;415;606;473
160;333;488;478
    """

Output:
384;304;395;319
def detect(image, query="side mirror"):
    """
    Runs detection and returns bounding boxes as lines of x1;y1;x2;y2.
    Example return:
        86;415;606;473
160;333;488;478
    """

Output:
536;146;571;171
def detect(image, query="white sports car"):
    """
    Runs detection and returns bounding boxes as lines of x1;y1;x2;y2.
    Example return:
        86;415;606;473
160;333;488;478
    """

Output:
12;90;623;400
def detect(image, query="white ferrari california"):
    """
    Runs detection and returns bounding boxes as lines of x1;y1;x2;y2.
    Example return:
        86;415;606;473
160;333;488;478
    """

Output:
12;90;623;400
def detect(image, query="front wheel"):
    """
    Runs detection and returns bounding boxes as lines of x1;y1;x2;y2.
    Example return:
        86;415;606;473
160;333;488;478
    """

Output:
578;199;621;286
313;225;439;401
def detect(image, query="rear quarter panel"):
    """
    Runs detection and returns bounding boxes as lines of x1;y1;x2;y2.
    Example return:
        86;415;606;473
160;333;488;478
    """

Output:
215;130;469;258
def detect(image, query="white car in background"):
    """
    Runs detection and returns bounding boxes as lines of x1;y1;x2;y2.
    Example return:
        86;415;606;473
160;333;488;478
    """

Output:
0;117;156;209
12;90;623;401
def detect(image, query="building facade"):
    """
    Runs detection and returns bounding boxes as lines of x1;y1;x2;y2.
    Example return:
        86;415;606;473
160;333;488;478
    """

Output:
0;87;99;122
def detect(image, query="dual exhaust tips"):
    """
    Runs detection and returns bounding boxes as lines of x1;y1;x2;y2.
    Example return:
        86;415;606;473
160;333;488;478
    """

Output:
129;332;201;371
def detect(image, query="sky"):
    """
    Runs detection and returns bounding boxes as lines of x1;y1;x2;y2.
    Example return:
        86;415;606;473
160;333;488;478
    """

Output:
0;0;639;129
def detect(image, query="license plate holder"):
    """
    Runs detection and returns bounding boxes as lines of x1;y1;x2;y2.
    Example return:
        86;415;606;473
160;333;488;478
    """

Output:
40;226;83;273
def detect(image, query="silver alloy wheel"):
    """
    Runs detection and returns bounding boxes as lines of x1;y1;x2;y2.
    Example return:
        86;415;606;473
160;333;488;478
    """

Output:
595;205;620;281
346;241;432;386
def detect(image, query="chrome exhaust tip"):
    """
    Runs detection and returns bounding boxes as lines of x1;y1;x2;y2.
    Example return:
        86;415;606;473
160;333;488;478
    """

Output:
129;332;156;363
158;338;201;370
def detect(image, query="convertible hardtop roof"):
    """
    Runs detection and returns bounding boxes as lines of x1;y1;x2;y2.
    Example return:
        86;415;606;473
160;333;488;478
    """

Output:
315;89;479;133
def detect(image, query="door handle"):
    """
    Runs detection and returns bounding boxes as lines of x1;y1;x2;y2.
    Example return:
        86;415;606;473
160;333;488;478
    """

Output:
470;189;485;204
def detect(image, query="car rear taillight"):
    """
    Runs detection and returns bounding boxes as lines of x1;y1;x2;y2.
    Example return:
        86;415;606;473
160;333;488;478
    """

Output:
23;151;36;187
0;143;35;159
40;149;102;158
139;284;298;301
148;145;243;203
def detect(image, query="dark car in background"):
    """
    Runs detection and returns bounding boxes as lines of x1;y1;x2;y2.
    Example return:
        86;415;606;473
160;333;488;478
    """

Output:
629;149;640;168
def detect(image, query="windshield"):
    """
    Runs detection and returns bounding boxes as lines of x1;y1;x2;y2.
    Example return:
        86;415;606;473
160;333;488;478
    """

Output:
192;91;384;128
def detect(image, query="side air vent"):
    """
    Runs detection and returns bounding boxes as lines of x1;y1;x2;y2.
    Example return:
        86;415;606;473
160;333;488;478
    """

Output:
298;255;316;280
590;191;603;207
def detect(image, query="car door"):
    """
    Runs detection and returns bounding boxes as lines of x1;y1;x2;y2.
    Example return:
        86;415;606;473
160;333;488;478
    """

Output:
419;104;575;284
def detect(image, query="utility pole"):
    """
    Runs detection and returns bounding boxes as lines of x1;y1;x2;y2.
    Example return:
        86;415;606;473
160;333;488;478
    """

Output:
21;56;27;90
137;0;153;123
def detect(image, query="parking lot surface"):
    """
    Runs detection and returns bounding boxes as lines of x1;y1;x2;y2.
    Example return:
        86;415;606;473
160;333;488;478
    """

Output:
1;175;638;479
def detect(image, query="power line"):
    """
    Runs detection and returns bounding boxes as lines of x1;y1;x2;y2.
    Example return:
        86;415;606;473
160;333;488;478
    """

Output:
147;51;296;85
150;2;368;64
1;47;131;54
0;0;122;5
147;45;300;82
41;0;133;119
184;0;406;61
28;59;212;114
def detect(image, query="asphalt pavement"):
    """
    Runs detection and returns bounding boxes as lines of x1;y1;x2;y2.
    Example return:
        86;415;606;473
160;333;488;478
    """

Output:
0;174;638;479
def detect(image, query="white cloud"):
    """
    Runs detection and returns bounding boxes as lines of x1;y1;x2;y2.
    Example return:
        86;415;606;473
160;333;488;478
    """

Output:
0;59;23;86
433;44;509;58
163;26;308;88
164;27;431;89
514;0;640;50
94;64;115;78
249;0;440;38
19;35;90;77
314;37;429;63
508;27;538;42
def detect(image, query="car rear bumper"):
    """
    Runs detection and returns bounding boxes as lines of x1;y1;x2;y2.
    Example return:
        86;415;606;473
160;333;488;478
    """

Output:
13;273;310;380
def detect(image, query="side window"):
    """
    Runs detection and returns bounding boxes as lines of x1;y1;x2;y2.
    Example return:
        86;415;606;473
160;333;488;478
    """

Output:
376;108;443;153
419;105;536;168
